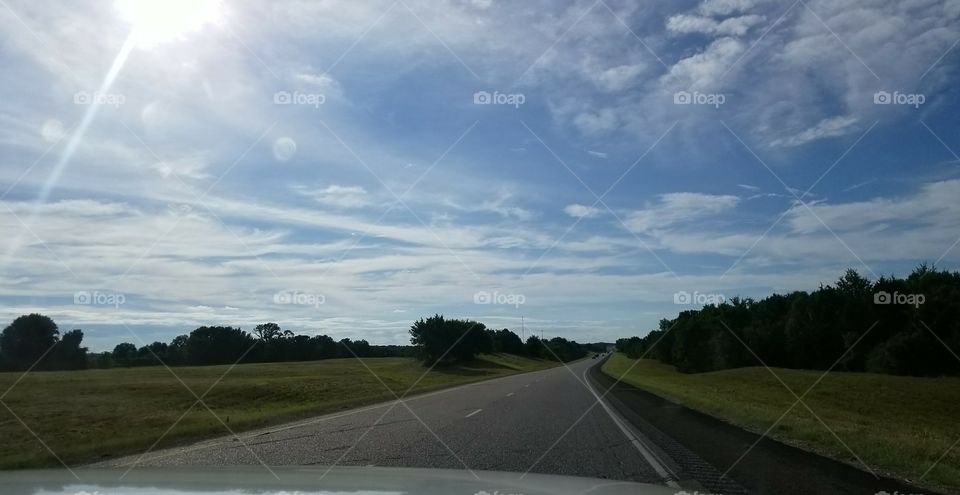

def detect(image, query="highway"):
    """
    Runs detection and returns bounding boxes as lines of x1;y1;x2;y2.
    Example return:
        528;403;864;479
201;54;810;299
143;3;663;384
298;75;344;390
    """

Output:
96;357;936;495
97;357;696;485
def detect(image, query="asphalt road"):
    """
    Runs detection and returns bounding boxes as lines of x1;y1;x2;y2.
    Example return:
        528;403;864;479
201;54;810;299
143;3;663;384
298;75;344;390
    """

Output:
97;357;685;485
97;357;937;494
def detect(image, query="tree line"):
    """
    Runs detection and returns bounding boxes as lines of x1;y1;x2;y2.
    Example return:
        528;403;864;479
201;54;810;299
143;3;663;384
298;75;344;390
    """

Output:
409;314;596;365
616;266;960;376
0;313;598;371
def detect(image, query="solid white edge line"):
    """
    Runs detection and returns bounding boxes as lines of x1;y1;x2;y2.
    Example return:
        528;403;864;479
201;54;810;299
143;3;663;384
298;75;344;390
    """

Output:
581;363;680;488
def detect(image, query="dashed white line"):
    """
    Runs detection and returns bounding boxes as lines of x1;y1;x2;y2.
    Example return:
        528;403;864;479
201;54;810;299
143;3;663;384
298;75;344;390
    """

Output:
465;409;482;418
506;392;515;397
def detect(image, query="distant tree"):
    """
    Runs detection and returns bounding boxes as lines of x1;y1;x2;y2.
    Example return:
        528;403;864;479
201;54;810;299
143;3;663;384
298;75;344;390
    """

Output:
112;342;138;366
409;315;488;365
492;328;524;354
616;266;960;377
54;329;88;370
0;314;60;370
254;322;282;340
523;335;543;358
186;326;255;365
166;334;189;365
310;334;338;359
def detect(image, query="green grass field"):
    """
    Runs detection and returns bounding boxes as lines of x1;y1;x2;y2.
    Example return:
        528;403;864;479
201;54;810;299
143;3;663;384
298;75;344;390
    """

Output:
602;353;960;493
0;353;556;469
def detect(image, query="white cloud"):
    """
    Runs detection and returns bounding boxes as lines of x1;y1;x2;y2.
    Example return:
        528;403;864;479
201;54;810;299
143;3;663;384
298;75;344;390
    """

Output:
769;115;859;147
573;108;621;135
699;0;770;16
593;63;646;92
564;203;602;219
294;72;344;99
297;185;370;209
586;150;608;158
150;155;211;180
667;14;766;37
625;192;741;233
662;37;745;91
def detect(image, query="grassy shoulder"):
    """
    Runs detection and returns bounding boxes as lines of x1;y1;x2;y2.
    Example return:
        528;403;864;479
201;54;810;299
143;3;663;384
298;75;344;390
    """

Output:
602;353;960;493
0;353;556;469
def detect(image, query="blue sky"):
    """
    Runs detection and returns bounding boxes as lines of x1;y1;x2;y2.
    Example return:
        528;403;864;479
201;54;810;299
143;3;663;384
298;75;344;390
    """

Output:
1;0;959;351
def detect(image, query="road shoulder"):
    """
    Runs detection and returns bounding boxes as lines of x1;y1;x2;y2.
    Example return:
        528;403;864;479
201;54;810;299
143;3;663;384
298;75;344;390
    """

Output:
589;359;942;495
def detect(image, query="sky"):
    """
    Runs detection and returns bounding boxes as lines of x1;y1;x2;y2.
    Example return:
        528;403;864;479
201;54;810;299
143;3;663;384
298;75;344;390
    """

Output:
0;0;958;351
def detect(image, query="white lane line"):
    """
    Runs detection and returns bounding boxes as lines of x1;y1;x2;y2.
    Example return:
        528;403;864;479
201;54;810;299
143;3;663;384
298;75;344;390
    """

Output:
524;384;530;387
581;364;680;488
506;392;515;397
465;409;482;418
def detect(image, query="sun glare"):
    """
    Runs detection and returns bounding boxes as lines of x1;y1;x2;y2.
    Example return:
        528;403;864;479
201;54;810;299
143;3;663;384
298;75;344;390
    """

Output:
115;0;222;48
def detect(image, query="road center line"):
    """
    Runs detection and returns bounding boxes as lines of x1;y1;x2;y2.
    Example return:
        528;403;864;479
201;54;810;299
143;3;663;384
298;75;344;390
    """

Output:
465;409;482;418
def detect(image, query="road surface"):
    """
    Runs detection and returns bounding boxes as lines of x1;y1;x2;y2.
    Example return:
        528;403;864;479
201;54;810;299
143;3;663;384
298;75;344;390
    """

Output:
96;357;937;494
97;357;718;488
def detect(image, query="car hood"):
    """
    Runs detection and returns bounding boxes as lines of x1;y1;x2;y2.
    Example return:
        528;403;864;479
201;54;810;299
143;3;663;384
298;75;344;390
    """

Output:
1;466;678;495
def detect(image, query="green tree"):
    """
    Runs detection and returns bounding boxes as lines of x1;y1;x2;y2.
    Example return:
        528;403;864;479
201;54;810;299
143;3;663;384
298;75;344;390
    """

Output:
254;322;282;340
112;342;137;366
0;314;60;370
54;329;88;370
409;315;488;365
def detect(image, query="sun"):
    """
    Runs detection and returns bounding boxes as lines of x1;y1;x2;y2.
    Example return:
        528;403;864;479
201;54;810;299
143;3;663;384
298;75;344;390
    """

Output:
115;0;222;48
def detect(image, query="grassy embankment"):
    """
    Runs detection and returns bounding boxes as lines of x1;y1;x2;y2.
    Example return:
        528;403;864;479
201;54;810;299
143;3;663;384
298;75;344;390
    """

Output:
0;353;556;468
602;353;960;493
